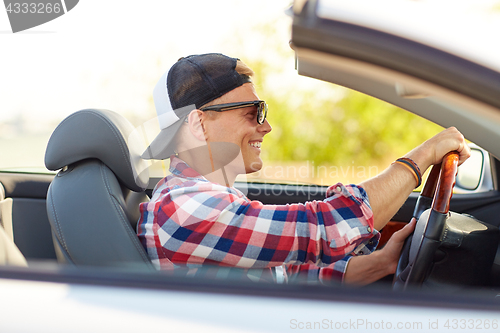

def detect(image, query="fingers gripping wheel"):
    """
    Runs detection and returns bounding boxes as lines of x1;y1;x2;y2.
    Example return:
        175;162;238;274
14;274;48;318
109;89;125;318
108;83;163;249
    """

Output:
393;151;459;290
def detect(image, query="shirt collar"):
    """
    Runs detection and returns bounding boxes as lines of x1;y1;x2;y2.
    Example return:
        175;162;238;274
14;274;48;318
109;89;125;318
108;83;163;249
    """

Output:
169;155;206;180
166;155;247;198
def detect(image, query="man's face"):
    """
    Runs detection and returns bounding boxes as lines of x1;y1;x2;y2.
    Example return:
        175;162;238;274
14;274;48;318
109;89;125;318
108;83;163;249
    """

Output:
201;83;272;173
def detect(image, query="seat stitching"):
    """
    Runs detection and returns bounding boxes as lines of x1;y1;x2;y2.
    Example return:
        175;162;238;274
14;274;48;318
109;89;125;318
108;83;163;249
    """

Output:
48;184;75;262
99;164;153;265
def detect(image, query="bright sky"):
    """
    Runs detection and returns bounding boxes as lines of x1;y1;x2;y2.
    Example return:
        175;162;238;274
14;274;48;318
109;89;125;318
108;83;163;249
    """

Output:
0;0;294;126
0;0;499;126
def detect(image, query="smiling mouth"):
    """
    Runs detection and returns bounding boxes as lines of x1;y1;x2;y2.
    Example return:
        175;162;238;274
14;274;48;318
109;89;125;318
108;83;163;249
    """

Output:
249;141;261;149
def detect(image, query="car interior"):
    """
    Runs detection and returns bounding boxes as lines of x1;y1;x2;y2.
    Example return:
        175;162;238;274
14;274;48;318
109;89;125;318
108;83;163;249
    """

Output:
0;170;55;263
0;182;27;267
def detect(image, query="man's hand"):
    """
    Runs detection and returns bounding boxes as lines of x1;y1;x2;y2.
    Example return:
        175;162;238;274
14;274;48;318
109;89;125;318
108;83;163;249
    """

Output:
375;218;416;275
406;127;471;171
344;219;416;285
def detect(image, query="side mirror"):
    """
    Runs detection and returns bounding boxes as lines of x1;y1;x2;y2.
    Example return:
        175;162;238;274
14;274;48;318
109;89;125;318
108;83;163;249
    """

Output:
455;145;494;193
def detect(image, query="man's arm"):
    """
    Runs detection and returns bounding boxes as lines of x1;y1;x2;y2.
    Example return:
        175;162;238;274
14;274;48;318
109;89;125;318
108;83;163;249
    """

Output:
360;127;470;231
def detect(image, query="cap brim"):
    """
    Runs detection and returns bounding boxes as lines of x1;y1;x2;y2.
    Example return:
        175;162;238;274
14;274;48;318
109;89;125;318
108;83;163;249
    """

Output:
141;117;186;160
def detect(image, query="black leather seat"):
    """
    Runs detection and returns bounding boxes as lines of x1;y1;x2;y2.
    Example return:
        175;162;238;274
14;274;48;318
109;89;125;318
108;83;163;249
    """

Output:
45;109;155;270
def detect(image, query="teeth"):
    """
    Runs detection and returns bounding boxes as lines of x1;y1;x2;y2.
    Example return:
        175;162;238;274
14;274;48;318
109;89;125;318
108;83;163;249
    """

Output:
249;142;261;148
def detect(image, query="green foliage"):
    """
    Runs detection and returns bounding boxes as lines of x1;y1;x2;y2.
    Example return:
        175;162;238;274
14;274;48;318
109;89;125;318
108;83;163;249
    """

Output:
248;58;443;167
181;16;445;170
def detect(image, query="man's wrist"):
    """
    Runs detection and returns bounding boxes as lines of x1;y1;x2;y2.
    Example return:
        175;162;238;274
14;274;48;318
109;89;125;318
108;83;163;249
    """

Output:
404;144;432;175
344;251;394;285
370;249;396;277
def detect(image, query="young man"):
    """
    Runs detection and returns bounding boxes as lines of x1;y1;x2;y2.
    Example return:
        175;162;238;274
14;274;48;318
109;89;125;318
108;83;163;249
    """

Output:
138;53;470;285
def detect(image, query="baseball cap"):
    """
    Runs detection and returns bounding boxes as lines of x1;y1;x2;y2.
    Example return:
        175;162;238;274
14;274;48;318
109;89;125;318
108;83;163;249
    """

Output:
142;53;252;160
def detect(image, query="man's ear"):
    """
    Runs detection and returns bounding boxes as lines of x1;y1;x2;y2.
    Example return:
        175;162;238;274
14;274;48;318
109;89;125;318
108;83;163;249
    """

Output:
187;109;207;142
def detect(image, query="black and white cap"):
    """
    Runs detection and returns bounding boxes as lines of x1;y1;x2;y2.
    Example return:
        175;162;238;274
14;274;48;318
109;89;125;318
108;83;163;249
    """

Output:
142;53;252;160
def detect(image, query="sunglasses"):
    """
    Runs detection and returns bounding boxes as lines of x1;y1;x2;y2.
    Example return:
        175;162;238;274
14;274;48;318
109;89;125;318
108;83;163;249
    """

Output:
200;100;268;125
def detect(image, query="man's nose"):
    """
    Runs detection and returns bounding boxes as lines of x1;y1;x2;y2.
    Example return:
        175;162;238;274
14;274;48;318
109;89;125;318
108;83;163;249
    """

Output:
259;119;272;134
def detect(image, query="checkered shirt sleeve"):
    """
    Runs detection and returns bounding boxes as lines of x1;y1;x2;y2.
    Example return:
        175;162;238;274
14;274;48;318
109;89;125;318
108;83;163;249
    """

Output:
137;157;379;281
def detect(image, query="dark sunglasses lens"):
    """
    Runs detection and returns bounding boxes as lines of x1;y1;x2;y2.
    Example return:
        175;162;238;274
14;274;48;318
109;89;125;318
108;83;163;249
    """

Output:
256;102;264;124
258;102;267;124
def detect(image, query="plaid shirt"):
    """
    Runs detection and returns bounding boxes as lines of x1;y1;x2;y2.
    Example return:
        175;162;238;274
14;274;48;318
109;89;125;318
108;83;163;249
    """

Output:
137;156;379;283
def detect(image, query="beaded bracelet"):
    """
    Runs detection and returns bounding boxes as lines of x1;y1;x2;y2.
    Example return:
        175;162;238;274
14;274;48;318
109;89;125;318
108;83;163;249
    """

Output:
401;157;422;176
392;157;422;188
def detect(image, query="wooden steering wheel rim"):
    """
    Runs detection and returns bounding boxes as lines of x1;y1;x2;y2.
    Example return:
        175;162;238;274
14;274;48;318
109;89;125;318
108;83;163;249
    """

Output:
419;151;459;213
432;151;459;214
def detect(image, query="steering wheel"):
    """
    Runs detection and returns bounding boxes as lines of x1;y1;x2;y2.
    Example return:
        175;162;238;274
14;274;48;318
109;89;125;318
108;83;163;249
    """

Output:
393;151;459;290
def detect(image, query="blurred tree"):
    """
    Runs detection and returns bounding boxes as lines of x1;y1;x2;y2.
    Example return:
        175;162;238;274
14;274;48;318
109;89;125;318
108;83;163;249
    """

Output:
247;57;443;167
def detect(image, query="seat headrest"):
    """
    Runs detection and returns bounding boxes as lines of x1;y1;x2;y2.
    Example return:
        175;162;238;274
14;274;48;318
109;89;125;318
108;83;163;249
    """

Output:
45;109;149;192
0;182;4;201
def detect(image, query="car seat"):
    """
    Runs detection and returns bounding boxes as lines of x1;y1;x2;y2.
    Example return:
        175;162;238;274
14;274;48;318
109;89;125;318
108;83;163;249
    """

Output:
0;182;13;241
44;109;155;271
0;182;28;266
